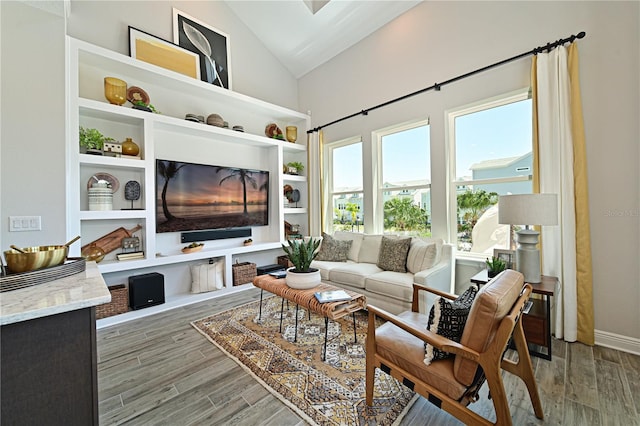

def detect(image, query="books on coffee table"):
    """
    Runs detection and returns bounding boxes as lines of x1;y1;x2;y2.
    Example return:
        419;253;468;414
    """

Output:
269;270;287;279
314;289;352;303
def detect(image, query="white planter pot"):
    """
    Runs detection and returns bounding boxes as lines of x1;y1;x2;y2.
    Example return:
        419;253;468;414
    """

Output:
285;267;321;289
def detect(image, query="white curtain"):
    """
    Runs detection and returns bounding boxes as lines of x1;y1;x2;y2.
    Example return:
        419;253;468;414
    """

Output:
307;130;323;236
535;46;578;341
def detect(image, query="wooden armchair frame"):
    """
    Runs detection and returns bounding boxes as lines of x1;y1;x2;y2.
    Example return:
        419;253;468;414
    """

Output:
365;281;544;425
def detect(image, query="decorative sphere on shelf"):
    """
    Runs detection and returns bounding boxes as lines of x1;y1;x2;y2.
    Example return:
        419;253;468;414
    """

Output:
121;137;139;156
82;243;106;263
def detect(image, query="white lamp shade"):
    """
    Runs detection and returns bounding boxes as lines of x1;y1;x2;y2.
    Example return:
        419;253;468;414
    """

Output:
498;194;558;226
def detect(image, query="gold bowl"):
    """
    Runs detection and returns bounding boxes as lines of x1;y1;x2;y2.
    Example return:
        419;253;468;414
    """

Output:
182;244;204;254
4;245;68;273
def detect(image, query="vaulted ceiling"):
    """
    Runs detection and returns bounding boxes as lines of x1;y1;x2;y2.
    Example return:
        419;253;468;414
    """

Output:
225;0;422;78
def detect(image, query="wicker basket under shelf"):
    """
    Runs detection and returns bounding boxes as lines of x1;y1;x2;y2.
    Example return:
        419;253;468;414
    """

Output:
232;261;257;286
96;284;129;319
277;255;293;269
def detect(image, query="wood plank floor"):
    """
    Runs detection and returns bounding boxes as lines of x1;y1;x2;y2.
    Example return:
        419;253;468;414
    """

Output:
97;288;640;425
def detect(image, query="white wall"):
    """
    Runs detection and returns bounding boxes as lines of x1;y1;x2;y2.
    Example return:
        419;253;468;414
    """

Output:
299;1;640;344
66;0;299;110
1;1;67;249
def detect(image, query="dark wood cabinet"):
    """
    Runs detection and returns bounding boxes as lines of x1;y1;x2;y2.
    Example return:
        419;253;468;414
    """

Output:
522;299;548;346
471;270;557;360
1;307;99;425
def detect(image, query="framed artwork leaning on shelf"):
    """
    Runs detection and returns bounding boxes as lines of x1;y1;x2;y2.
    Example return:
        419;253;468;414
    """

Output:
493;248;516;270
172;8;231;90
128;26;201;80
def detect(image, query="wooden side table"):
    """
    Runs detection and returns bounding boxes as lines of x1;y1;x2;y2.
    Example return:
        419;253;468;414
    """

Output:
470;270;557;360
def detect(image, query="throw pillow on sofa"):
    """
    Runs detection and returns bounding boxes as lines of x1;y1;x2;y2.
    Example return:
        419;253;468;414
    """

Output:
424;284;478;365
376;236;411;272
333;231;363;262
357;234;383;264
406;240;438;274
316;232;353;262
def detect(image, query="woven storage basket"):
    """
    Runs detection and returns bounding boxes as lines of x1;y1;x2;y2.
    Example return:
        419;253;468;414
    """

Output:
96;284;129;319
277;255;293;269
232;261;257;286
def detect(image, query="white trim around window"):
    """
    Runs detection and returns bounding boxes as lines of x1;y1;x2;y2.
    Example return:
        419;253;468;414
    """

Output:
323;136;363;234
373;118;430;234
445;88;532;255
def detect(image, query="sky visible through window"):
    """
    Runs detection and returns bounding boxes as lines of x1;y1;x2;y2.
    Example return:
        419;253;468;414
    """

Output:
456;99;532;178
382;125;429;184
332;98;531;187
333;142;362;190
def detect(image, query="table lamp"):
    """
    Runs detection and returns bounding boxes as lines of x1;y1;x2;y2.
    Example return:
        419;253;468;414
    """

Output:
498;194;558;283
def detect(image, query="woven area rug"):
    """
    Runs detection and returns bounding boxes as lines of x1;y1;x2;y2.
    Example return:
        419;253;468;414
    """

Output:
191;296;416;425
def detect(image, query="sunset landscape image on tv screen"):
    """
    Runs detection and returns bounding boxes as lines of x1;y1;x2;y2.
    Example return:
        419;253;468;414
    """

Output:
156;159;269;233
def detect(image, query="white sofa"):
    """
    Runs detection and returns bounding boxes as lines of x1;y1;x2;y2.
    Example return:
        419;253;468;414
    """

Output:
311;232;455;314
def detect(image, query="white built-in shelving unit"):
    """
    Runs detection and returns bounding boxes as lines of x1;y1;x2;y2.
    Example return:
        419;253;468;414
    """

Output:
65;37;310;326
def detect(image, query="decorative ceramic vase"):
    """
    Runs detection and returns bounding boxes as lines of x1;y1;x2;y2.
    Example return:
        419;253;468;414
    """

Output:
206;113;224;127
285;267;321;289
104;77;127;105
88;179;113;211
286;126;297;143
121;137;140;156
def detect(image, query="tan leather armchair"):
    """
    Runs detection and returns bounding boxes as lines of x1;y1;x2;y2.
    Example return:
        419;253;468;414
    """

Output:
365;270;544;425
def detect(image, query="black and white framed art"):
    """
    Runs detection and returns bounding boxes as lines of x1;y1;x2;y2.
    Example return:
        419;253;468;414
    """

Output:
172;8;231;90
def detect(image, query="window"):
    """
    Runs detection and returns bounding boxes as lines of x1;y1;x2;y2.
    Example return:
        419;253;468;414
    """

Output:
326;138;364;233
448;90;533;254
376;120;431;236
321;93;531;246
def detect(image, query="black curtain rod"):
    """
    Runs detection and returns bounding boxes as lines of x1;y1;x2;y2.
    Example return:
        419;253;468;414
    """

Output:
307;31;586;134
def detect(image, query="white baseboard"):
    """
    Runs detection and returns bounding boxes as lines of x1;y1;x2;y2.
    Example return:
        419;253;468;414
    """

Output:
594;329;640;355
96;284;252;329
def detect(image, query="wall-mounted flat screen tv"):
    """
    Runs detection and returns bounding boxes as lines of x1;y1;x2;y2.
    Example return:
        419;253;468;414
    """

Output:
156;159;269;233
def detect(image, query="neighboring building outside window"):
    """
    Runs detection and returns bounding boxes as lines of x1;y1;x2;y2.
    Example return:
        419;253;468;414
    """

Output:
321;92;531;249
375;120;431;236
447;89;533;255
326;138;364;233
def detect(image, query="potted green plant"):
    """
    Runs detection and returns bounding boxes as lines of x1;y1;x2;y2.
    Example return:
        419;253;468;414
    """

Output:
485;256;507;278
79;126;115;155
285;161;305;175
281;237;321;289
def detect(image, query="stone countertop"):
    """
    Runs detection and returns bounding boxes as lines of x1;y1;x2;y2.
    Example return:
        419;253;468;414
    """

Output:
0;261;111;326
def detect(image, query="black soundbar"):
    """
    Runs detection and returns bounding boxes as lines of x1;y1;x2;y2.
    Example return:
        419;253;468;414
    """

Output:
181;228;252;243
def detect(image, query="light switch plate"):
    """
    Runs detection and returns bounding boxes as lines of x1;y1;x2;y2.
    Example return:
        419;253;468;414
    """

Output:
9;216;41;231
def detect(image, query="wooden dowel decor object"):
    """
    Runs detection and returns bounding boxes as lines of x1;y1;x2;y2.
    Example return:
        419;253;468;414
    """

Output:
81;225;142;255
